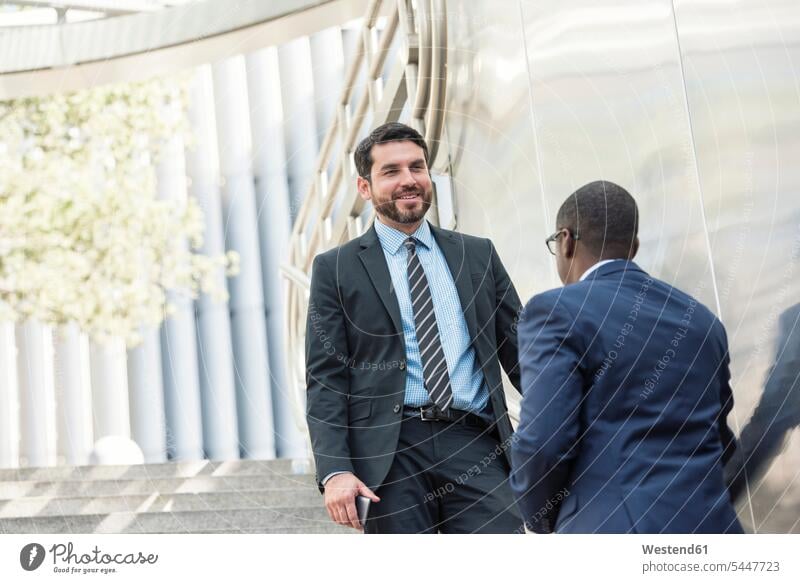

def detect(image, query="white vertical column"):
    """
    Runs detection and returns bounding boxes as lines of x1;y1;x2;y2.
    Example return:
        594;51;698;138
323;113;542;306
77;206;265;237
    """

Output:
278;37;320;218
0;321;19;468
53;322;92;466
187;65;240;461
247;48;309;460
157;132;204;461
90;337;131;441
310;27;345;142
212;56;276;460
17;319;57;467
341;22;361;65
127;326;167;463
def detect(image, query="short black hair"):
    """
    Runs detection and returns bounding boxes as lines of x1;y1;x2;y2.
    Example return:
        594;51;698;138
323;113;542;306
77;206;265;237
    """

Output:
353;122;429;180
556;180;639;258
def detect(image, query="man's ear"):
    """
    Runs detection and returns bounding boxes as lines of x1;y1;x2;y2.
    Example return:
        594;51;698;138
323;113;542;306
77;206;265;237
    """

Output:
630;236;640;259
563;230;578;259
357;176;371;201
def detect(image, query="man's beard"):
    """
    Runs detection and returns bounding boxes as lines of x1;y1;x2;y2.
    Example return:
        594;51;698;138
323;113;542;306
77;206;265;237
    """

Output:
374;187;432;224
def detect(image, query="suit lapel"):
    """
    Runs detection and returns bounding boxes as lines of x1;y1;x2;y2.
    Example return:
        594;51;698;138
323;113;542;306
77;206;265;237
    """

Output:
358;226;404;336
356;222;480;345
430;225;479;344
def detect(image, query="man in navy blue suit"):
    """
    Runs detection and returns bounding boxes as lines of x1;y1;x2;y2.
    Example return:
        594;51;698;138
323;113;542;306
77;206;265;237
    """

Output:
510;181;743;534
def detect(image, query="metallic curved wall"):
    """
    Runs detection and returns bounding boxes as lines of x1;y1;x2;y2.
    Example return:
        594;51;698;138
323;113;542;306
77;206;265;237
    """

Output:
443;0;800;533
675;0;800;534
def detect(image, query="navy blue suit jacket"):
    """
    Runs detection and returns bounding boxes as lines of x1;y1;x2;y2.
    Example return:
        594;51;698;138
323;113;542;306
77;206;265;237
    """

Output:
510;261;742;533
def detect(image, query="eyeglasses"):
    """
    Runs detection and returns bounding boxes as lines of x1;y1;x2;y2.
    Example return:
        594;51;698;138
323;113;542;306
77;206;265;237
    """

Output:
545;228;579;255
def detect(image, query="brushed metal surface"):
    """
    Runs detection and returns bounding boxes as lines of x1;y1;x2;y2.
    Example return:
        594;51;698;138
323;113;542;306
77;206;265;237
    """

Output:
443;0;550;298
675;0;800;533
520;0;718;310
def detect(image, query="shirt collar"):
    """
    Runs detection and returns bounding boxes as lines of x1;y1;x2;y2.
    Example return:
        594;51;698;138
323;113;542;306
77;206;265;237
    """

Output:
373;218;433;255
579;258;626;281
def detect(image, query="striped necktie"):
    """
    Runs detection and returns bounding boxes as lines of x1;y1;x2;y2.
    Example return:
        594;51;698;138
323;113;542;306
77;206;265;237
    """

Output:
404;236;453;411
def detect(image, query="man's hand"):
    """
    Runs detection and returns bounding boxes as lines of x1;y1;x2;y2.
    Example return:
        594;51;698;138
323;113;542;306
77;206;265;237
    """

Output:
323;472;380;530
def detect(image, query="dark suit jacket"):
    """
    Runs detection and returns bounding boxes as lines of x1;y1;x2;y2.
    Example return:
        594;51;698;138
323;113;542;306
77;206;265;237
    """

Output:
305;221;522;492
510;261;743;533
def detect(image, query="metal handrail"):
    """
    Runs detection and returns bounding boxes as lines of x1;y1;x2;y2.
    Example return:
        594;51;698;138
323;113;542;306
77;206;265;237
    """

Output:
412;0;431;118
423;0;446;165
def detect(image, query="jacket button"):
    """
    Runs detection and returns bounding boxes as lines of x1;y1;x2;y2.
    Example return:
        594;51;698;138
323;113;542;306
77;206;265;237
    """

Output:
393;404;401;413
399;361;406;370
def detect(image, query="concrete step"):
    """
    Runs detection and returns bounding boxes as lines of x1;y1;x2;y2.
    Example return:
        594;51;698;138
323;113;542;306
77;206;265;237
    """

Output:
0;473;320;499
0;459;312;483
0;489;324;518
0;507;342;534
190;526;356;534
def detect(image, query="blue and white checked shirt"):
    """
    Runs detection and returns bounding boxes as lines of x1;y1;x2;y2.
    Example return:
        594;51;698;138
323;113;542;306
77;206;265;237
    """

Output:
374;218;490;415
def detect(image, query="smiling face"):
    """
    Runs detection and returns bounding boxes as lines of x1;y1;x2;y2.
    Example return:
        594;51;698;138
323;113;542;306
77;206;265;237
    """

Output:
357;139;433;230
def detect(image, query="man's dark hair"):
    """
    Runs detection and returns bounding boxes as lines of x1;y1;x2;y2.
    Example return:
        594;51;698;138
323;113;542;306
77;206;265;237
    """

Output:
353;122;430;180
556;180;639;258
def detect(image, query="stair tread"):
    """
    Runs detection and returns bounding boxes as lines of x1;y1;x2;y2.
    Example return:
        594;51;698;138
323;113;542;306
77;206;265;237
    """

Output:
0;474;320;499
0;489;323;518
0;507;338;534
0;459;313;482
0;460;336;533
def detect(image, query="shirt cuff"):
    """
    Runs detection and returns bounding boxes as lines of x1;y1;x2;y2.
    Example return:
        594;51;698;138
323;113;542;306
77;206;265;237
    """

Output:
321;471;352;486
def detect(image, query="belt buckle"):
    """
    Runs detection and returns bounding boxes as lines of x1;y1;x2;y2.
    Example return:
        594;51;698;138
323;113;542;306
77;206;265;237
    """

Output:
419;405;438;422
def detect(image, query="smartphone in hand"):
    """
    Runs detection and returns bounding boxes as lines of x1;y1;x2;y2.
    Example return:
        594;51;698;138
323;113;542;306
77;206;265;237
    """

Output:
355;495;371;529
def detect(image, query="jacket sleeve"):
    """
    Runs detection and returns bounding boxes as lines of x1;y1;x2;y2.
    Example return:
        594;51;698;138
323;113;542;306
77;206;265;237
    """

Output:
490;240;523;393
510;292;584;533
305;253;354;492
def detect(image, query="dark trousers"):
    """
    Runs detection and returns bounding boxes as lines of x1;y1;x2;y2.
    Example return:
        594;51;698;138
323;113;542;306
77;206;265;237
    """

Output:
364;414;524;534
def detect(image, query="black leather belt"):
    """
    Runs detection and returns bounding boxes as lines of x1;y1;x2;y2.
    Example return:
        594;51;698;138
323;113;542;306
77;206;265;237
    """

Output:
403;405;493;430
